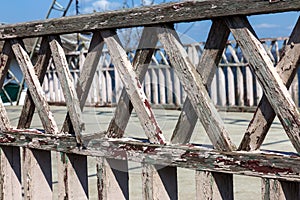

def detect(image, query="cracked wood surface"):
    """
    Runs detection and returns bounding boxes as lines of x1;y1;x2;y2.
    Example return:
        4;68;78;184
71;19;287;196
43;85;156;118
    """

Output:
107;27;158;138
101;30;165;144
224;16;300;153
17;37;51;129
239;17;300;151
1;0;300;39
156;24;235;151
49;36;84;144
171;19;230;144
10;39;58;134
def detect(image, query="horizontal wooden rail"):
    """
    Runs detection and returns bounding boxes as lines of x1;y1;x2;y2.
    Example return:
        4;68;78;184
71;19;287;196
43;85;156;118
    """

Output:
0;130;299;182
1;0;300;39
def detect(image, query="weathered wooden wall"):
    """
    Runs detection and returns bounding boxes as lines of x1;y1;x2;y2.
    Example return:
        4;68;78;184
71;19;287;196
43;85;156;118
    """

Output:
0;0;300;199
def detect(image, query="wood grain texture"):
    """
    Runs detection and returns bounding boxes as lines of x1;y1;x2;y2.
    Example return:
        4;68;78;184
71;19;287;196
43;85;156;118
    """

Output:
101;30;165;144
239;17;300;151
157;24;235;151
49;36;84;144
10;39;58;134
171;19;230;145
17;37;51;129
1;0;300;39
107;27;158;138
62;32;104;133
224;16;300;152
0;131;300;181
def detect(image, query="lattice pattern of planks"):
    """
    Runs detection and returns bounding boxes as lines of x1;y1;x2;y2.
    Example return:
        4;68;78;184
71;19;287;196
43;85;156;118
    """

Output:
0;0;299;199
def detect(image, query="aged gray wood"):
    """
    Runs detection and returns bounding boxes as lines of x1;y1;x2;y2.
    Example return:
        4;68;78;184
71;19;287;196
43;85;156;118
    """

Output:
171;19;230;144
22;149;52;200
0;146;22;200
49;36;84;144
62;32;104;133
96;158;129;200
0;131;300;181
196;171;233;200
10;39;59;134
107;27;158;138
224;16;300;152
17;37;51;129
156;24;235;151
0;41;13;131
1;0;300;39
101;30;165;144
262;179;300;200
239;17;300;151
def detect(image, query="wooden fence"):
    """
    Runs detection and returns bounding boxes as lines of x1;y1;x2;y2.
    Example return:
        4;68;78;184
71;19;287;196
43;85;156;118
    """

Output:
0;0;300;199
43;37;300;109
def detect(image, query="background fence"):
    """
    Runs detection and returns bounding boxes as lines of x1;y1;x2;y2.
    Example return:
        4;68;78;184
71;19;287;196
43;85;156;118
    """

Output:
43;37;300;109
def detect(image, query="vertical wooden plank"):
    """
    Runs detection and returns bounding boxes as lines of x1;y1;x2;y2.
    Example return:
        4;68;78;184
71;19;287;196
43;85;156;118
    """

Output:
22;149;52;200
57;153;88;200
236;66;244;106
142;164;178;200
158;67;166;104
216;67;226;106
10;39;59;134
262;179;300;200
17;37;51;129
151;68;159;104
227;67;235;106
245;66;254;106
233;16;300;151
196;171;233;200
173;70;181;105
210;74;218;104
97;157;129;200
49;36;84;144
165;65;173;104
0;146;22;200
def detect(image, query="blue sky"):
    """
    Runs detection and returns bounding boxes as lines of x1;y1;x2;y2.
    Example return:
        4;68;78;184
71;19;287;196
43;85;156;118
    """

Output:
0;0;299;42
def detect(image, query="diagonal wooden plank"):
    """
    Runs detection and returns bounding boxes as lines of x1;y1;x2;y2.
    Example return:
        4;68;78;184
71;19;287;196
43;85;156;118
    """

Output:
170;19;230;144
101;30;165;144
0;41;13;131
49;36;84;144
17;37;51;129
62;32;104;133
239;17;300;151
156;24;235;151
224;16;300;152
107;27;158;138
10;39;58;134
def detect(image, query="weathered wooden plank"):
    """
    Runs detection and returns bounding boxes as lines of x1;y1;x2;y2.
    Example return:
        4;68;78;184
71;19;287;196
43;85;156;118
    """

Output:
262;178;300;200
239;19;300;150
22;149;52;200
10;39;58;134
170;19;230;145
196;171;233;200
96;158;129;200
107;27;158;138
57;153;88;200
62;32;104;133
17;37;51;129
157;24;234;151
101;29;165;144
225;17;300;152
142;164;177;200
49;36;84;144
0;146;22;200
0;41;13;131
1;131;300;181
1;0;300;39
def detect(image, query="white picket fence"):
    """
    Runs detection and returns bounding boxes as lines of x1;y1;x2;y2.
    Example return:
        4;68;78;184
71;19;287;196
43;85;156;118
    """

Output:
42;37;299;108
